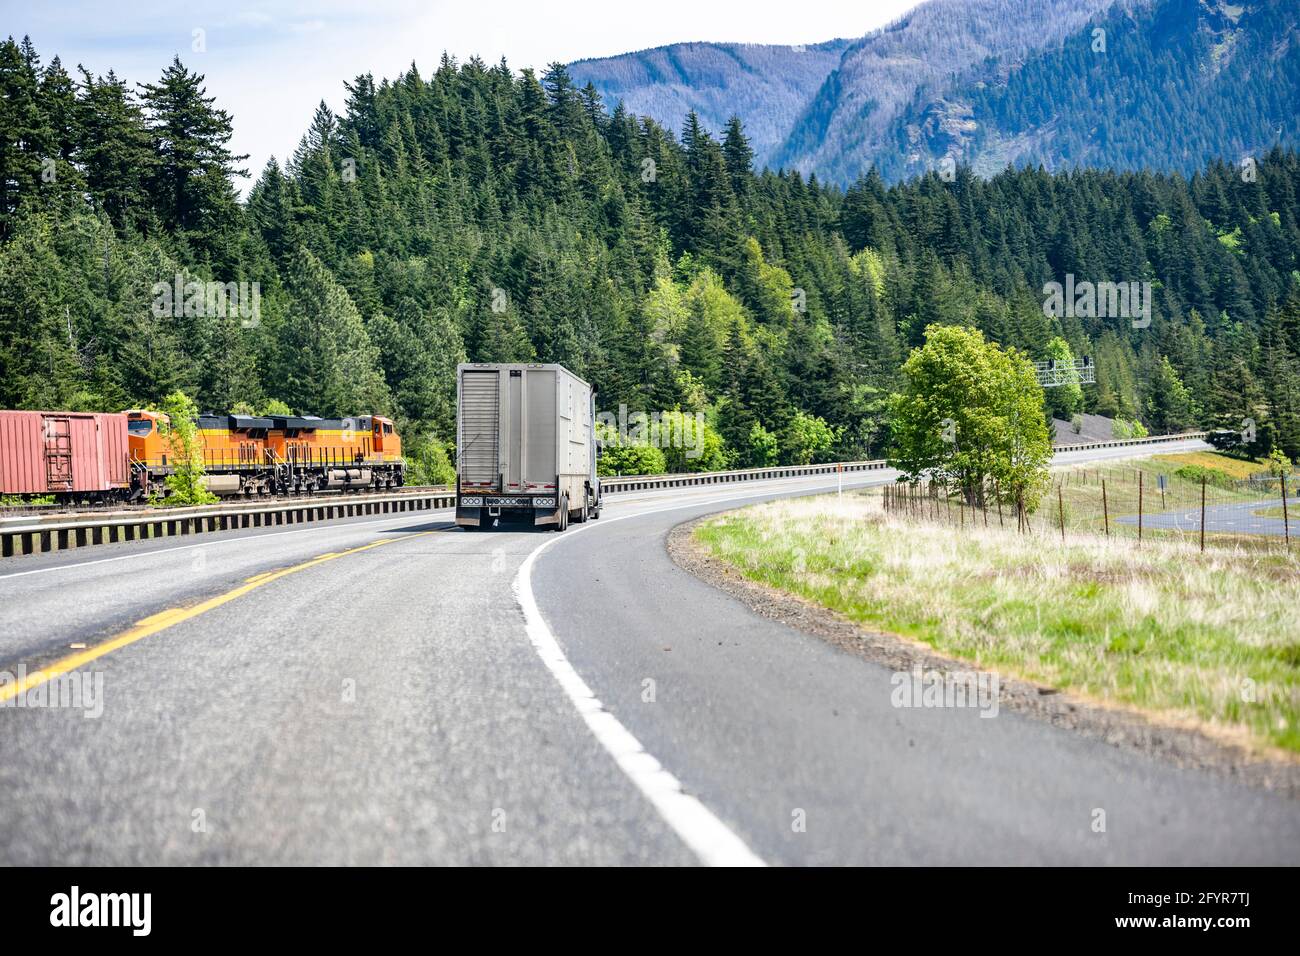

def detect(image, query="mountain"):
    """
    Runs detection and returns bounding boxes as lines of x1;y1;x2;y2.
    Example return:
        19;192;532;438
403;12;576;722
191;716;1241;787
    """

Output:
571;0;1300;186
771;0;1120;182
870;0;1300;181
4;36;1300;472
568;38;852;169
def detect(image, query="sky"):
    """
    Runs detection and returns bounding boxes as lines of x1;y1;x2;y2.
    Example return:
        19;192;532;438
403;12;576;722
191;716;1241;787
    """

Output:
1;0;920;193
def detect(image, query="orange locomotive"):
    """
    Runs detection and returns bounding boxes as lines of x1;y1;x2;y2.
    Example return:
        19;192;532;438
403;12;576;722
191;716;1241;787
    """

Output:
126;411;404;497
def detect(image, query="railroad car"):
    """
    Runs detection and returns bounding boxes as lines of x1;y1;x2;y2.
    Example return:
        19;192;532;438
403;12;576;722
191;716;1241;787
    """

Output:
0;410;132;502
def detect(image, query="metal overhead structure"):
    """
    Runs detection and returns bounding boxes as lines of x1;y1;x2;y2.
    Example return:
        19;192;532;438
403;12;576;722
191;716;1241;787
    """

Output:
1034;357;1095;388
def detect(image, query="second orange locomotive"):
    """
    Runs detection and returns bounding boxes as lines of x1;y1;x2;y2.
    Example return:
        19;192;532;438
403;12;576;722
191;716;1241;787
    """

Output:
127;411;404;496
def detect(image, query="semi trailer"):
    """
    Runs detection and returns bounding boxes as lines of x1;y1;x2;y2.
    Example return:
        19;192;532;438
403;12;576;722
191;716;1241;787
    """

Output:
455;363;601;531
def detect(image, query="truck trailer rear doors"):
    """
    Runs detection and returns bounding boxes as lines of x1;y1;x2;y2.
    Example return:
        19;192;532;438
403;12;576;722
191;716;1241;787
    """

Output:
459;369;501;489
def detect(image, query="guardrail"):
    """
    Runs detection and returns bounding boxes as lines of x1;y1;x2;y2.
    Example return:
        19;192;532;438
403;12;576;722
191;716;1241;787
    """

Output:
1050;431;1207;452
0;432;1209;559
0;490;456;559
0;483;453;518
601;458;892;493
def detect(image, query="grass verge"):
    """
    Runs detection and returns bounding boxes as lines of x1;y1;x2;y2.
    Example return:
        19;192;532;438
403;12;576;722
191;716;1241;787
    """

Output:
694;493;1300;754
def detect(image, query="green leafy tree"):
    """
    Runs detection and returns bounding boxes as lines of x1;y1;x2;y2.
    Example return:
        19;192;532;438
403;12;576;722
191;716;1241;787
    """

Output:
888;324;1051;507
660;410;728;472
782;410;840;465
153;390;217;504
746;422;780;466
595;421;667;476
1043;336;1083;419
1267;447;1292;478
406;432;457;486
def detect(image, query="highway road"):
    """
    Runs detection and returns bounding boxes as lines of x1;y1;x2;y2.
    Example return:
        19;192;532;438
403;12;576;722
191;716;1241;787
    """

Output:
2;437;1297;865
1117;496;1299;537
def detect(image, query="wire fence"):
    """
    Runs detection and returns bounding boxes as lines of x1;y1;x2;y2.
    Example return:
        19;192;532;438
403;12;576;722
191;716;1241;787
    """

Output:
882;463;1295;552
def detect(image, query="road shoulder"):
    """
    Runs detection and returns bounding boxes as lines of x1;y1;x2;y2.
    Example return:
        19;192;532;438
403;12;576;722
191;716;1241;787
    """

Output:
667;515;1300;797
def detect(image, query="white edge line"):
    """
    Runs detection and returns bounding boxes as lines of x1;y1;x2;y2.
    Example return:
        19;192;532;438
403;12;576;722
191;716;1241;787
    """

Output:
513;519;762;867
509;476;889;868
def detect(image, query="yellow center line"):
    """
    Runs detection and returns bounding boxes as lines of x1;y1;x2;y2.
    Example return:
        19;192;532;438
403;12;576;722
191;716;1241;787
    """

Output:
0;531;434;705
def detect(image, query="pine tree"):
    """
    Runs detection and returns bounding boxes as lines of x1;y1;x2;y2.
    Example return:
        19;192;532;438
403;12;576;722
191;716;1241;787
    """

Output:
139;57;248;261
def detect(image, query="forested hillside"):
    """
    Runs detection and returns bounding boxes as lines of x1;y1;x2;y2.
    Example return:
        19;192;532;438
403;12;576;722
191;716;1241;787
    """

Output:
2;37;1299;473
877;0;1300;182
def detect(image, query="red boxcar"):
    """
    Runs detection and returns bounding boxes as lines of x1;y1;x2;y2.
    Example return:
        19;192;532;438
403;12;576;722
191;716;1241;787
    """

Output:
0;411;131;497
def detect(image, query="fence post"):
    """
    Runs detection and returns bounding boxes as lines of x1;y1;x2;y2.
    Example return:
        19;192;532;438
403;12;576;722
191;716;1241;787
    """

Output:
1058;485;1065;542
1283;473;1291;549
1138;472;1144;547
1200;476;1206;553
1102;478;1110;538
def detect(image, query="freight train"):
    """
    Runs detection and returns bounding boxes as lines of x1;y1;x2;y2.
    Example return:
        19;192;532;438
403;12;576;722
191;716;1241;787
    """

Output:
0;409;404;503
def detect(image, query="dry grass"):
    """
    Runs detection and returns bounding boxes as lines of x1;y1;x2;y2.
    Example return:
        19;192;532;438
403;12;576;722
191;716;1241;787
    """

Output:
1152;451;1267;479
695;492;1300;754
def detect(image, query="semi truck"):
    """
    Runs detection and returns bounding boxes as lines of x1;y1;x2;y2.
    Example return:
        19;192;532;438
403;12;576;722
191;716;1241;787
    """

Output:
455;362;601;531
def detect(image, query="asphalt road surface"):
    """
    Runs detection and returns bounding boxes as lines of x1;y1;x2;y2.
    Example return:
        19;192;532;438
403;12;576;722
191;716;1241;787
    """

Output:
2;438;1297;865
1117;496;1300;537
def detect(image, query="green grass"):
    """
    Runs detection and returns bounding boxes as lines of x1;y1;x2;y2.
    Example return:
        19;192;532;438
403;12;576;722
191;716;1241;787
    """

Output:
0;494;55;506
1045;454;1272;534
1252;505;1297;522
695;493;1300;754
1154;451;1267;480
